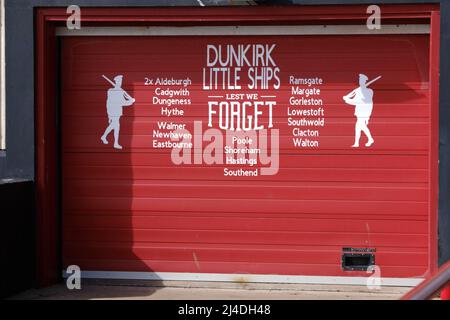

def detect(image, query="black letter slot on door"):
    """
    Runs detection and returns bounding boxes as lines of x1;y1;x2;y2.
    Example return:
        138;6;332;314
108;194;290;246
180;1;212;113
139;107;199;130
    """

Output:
341;247;376;271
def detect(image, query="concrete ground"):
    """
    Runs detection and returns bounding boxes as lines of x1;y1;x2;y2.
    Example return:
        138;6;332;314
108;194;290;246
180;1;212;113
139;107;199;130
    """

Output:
11;280;411;300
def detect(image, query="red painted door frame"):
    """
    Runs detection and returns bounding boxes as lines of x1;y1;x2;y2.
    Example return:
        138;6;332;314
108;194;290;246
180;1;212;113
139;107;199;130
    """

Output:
35;4;440;287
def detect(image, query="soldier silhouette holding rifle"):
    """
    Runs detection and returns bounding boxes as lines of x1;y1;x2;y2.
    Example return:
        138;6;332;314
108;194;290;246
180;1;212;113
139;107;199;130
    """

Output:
101;75;135;150
343;74;380;148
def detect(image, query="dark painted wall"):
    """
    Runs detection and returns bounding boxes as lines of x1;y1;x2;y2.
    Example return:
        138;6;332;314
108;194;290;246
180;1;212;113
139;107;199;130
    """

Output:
437;1;450;268
0;0;448;274
0;180;35;298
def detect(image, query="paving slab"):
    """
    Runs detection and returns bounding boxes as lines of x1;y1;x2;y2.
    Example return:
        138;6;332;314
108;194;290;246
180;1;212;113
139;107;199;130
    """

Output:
10;280;411;300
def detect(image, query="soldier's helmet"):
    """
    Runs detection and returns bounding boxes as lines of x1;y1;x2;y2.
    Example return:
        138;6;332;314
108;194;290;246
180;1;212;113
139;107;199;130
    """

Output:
359;74;369;87
114;75;124;84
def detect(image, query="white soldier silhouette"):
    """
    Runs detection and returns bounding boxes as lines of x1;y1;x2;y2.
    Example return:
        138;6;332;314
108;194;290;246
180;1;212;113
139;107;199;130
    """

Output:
343;74;377;148
101;75;135;150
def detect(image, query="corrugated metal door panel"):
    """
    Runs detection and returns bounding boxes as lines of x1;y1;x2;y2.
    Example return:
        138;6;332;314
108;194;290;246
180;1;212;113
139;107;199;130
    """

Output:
61;34;431;278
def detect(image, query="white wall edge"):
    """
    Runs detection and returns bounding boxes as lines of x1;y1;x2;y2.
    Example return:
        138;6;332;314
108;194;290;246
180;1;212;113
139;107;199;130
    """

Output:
63;271;424;287
56;24;430;37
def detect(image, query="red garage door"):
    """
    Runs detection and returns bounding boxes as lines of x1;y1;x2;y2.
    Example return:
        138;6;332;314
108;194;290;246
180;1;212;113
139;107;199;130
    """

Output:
61;29;434;282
